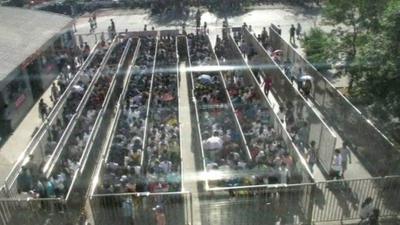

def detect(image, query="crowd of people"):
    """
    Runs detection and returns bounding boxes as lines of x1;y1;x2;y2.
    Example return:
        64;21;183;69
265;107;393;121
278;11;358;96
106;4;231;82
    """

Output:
145;35;181;192
100;35;157;194
16;37;126;200
188;32;298;187
48;36;129;199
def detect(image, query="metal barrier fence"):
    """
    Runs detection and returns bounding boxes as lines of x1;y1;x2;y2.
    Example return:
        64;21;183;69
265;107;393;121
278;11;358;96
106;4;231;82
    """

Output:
3;40;101;192
241;28;338;174
268;24;400;177
0;197;76;225
312;176;400;222
1;176;399;225
187;33;252;189
200;183;314;225
89;191;192;225
221;31;314;184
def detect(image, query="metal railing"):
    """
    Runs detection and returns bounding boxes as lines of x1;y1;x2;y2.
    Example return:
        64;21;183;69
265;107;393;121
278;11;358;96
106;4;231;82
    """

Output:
41;36;119;179
89;191;192;225
187;33;252;189
65;38;138;203
90;33;159;197
242;27;338;175
143;34;181;190
220;31;314;184
3;41;101;192
268;24;400;176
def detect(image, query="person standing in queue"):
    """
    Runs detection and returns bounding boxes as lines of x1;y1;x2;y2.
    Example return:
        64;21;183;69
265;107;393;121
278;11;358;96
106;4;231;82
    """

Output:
262;75;273;96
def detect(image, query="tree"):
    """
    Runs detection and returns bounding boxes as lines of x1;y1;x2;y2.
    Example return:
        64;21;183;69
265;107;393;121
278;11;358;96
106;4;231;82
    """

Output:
322;0;390;93
353;0;400;119
302;27;338;71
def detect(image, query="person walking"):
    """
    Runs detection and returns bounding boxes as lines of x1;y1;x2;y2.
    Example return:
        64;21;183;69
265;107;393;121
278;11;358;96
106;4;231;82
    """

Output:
330;149;342;180
306;141;318;173
261;27;269;45
92;12;97;28
359;197;374;220
110;19;116;33
88;17;94;33
341;141;352;178
38;99;49;121
296;23;302;40
51;83;60;104
289;24;296;44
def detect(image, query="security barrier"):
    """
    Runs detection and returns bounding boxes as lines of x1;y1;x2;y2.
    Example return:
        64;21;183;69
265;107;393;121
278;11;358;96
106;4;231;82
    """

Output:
242;28;337;175
89;191;192;225
269;24;400;177
221;32;313;184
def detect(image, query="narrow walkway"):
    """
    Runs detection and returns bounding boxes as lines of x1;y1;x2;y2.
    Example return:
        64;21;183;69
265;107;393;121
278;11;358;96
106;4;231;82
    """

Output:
0;83;53;185
178;62;201;225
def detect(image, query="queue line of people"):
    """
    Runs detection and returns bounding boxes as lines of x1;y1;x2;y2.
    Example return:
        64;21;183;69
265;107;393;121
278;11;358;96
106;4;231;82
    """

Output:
16;38;126;201
189;33;254;188
100;36;157;194
217;36;298;185
16;41;109;197
46;37;129;199
145;36;181;193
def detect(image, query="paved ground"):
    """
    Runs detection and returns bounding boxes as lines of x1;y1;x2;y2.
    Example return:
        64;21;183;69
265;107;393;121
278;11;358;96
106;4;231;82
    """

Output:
0;4;388;225
0;2;361;188
0;82;53;186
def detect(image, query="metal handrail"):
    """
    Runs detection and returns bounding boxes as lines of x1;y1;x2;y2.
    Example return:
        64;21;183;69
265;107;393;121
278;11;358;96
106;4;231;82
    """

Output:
3;41;101;189
140;32;159;169
143;34;180;179
78;39;133;174
176;36;184;192
42;36;119;178
185;34;209;190
225;31;315;182
243;28;338;174
91;190;190;198
210;34;253;162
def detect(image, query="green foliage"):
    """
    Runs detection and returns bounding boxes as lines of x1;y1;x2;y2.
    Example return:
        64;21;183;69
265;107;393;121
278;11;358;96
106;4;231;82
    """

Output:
353;0;400;118
307;0;400;129
302;28;337;71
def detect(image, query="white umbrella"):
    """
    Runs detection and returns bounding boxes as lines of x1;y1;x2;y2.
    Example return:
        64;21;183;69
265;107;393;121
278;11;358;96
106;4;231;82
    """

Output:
198;74;212;84
206;136;224;150
299;75;313;81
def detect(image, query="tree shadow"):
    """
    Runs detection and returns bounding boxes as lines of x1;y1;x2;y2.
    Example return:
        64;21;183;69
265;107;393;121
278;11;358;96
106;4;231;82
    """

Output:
326;181;359;218
147;7;191;25
206;5;252;18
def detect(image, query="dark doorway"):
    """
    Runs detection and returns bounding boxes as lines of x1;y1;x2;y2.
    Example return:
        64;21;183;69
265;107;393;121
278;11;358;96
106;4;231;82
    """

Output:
26;60;43;100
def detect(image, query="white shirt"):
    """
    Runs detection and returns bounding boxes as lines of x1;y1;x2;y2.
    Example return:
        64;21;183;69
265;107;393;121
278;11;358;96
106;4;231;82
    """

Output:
279;167;290;184
204;136;223;150
332;154;342;172
159;161;172;174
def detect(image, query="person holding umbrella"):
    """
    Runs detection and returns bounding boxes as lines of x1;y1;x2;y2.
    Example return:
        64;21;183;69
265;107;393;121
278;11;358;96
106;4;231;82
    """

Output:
197;74;213;85
299;74;313;98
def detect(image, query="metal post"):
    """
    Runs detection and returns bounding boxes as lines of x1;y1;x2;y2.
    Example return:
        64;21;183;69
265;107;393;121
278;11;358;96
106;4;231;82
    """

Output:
306;184;316;225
